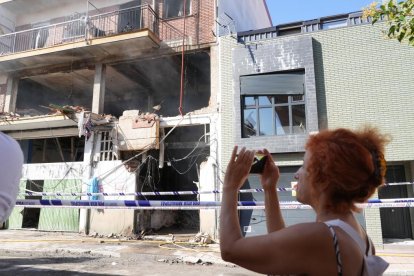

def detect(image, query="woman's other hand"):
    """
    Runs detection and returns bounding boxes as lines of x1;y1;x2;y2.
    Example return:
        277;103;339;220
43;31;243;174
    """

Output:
257;149;280;191
224;146;255;191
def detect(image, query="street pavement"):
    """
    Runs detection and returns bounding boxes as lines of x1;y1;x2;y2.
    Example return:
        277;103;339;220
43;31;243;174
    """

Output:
0;229;413;275
378;239;414;275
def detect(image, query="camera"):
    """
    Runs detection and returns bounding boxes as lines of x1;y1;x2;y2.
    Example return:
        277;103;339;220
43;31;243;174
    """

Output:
249;155;268;174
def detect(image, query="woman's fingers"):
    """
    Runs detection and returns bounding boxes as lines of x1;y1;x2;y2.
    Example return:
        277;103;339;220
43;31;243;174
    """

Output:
230;146;257;170
230;146;238;163
239;148;255;164
238;147;246;160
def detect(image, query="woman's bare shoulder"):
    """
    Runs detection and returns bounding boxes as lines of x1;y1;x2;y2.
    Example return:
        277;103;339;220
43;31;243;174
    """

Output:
260;222;336;259
233;222;338;275
273;222;332;239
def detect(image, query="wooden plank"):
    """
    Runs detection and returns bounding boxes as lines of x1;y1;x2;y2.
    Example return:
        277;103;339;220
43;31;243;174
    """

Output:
55;137;65;162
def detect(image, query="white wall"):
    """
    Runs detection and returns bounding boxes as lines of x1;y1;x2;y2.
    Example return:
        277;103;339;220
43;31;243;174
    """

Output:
0;74;7;84
87;160;137;235
199;156;217;237
0;6;15;33
22;162;87;180
217;0;271;35
4;0;138;27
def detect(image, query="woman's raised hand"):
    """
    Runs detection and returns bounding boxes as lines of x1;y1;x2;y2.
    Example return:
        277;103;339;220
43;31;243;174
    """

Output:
224;146;255;191
257;149;280;191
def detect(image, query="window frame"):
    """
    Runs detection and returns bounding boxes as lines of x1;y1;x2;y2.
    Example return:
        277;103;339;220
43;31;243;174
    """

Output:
242;94;306;138
163;0;191;19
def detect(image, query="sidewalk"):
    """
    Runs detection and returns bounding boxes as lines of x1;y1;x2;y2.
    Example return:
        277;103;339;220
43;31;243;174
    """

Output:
378;240;414;275
0;229;413;275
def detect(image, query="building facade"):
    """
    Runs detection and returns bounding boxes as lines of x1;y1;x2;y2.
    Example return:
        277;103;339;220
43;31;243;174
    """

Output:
0;0;271;237
219;12;414;246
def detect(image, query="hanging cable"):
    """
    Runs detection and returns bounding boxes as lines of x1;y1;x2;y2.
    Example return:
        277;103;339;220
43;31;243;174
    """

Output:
178;0;187;116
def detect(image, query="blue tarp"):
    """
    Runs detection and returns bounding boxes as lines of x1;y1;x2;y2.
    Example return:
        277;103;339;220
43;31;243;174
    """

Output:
88;177;99;200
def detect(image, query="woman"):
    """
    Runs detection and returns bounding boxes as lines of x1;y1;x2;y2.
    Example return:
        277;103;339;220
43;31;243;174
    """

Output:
0;132;23;224
220;127;389;275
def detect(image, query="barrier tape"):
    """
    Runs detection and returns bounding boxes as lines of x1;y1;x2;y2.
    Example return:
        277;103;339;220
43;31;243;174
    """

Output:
14;198;414;210
19;182;414;197
20;188;287;197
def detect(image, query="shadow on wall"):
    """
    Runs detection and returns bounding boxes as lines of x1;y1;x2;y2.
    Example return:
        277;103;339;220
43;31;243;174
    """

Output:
312;38;328;129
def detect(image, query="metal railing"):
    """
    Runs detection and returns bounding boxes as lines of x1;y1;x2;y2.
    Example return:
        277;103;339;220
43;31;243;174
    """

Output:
0;4;185;57
158;19;185;43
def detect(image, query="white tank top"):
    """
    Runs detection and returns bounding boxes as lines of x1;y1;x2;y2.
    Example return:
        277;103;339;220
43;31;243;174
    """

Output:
324;219;389;276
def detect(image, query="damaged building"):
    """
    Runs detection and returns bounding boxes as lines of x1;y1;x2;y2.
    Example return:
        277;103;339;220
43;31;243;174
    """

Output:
0;0;271;237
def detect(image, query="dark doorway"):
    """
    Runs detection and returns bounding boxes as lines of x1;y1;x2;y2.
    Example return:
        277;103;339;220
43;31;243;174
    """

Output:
126;125;209;233
22;180;44;229
379;165;413;239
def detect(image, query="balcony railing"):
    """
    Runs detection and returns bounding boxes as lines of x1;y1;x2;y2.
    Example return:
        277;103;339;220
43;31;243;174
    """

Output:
0;4;184;57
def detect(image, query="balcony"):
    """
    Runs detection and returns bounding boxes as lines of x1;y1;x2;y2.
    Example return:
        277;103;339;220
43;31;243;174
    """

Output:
0;4;184;73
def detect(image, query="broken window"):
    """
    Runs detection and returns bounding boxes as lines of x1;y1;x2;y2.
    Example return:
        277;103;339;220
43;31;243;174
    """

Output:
163;0;191;18
99;131;118;161
18;136;84;163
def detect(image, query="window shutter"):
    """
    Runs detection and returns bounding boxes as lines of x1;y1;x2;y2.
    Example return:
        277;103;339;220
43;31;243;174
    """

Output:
240;72;304;95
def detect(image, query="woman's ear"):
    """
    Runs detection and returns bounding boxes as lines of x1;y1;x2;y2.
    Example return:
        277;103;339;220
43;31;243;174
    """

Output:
310;179;329;205
316;180;330;192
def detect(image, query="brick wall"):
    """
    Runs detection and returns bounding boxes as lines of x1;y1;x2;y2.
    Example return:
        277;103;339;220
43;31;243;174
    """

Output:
157;0;216;45
309;22;414;247
218;36;237;182
309;22;414;162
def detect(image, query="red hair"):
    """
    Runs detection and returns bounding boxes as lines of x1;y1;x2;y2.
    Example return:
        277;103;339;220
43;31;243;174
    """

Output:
305;127;390;213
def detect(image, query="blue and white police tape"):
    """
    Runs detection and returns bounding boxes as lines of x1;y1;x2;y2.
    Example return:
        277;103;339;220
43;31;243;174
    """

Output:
20;181;414;197
21;188;290;197
14;198;414;210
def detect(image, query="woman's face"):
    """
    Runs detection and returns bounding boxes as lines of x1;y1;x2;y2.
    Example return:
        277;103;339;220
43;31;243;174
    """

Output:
294;151;313;205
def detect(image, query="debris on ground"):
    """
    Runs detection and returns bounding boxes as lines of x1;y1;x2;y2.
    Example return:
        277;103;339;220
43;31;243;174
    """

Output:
189;232;213;244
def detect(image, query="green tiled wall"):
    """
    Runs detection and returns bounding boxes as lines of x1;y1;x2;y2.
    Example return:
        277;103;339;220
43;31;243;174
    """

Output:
8;179;82;231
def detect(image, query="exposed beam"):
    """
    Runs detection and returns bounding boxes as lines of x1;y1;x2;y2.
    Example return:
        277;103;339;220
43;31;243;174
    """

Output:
165;141;208;149
6;127;79;140
4;76;18;112
91;63;106;114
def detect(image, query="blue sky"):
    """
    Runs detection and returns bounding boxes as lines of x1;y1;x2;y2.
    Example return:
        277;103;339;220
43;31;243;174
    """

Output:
266;0;376;25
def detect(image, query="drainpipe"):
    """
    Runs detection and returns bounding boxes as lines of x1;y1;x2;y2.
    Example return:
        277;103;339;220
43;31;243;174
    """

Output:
81;131;97;235
178;0;186;116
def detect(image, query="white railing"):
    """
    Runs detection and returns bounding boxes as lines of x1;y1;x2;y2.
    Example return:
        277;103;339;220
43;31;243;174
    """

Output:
0;4;184;57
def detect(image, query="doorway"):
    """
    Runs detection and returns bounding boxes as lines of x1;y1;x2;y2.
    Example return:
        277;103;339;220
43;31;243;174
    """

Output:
22;180;43;228
379;165;413;239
